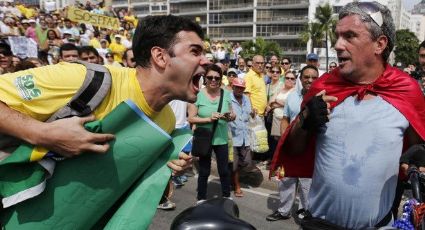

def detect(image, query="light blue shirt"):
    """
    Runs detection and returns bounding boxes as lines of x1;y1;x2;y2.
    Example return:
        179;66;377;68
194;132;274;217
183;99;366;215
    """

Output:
309;96;409;229
228;93;252;147
282;89;303;122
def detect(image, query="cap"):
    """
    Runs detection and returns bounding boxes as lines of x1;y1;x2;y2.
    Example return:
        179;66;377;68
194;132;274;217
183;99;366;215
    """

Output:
307;53;318;61
232;78;246;88
100;38;108;43
28;19;36;23
227;68;237;75
22;19;29;24
114;35;122;39
119;27;124;31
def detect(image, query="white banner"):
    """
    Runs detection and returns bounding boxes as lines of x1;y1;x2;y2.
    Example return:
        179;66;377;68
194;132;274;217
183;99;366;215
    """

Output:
8;36;38;59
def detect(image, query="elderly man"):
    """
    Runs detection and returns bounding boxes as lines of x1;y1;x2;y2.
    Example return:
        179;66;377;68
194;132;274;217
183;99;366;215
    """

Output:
271;2;425;228
244;55;267;116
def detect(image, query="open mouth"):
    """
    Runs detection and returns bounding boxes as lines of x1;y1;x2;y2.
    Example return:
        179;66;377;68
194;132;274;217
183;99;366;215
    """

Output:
338;57;350;65
192;73;204;94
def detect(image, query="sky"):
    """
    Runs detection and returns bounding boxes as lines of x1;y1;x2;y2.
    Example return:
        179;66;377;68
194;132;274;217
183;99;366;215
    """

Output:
403;0;421;10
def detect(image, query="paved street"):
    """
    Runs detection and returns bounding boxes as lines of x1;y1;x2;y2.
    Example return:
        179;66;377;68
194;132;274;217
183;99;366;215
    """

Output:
150;174;299;230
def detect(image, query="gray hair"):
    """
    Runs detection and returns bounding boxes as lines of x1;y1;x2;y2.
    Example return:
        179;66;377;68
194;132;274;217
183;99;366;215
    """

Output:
339;1;395;61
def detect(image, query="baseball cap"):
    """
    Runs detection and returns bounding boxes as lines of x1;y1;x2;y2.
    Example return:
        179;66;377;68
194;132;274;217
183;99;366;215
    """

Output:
114;35;122;39
100;38;108;43
227;68;237;76
307;53;318;61
28;19;36;23
232;78;246;88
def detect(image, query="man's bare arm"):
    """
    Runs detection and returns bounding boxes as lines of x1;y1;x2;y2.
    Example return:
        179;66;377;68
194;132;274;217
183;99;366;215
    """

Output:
0;101;115;157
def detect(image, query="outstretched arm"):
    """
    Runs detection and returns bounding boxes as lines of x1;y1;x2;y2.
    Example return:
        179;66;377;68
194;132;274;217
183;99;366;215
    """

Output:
0;101;115;158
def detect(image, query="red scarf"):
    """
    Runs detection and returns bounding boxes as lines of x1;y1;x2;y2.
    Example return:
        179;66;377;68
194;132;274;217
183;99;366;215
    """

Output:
270;64;425;178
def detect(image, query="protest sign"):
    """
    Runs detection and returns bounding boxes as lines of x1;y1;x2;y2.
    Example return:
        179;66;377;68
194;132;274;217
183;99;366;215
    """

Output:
67;7;119;30
8;36;38;59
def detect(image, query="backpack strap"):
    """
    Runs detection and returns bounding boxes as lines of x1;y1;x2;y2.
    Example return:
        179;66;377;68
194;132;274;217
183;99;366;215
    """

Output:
46;61;112;122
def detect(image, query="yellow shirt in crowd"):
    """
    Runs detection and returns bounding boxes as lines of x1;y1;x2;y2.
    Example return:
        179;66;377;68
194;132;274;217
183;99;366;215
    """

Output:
244;69;267;115
89;38;101;49
109;42;126;63
0;62;175;134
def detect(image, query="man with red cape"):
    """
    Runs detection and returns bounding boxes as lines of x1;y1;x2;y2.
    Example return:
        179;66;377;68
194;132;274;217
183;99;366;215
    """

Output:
270;2;425;229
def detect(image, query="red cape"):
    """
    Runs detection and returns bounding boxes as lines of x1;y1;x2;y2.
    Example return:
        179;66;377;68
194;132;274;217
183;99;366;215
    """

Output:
270;64;425;178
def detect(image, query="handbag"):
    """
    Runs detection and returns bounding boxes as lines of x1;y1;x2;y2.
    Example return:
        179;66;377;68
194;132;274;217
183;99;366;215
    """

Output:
192;89;224;157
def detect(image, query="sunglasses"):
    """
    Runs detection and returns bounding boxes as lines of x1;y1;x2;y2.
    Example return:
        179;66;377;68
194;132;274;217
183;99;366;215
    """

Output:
247;64;252;67
271;71;281;74
358;2;383;27
265;66;271;69
106;55;113;58
281;62;290;65
285;77;296;80
228;73;237;77
329;65;337;68
205;76;222;81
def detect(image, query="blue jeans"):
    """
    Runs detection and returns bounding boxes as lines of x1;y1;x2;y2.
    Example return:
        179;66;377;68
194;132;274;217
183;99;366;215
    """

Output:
197;144;231;200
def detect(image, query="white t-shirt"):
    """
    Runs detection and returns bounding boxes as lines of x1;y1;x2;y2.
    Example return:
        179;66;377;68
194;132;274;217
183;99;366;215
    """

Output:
169;100;189;129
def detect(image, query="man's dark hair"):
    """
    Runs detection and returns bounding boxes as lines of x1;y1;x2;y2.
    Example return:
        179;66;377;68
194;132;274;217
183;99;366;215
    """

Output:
59;43;78;58
300;65;319;77
14;60;36;71
281;57;292;64
132;15;204;68
0;42;12;56
78;46;100;57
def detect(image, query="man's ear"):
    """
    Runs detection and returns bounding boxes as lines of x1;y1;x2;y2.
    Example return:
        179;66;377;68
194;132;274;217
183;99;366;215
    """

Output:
150;46;168;69
375;35;388;56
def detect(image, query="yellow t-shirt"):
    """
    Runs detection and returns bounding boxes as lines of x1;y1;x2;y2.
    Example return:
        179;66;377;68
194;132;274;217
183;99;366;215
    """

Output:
244;69;267;115
109;42;126;63
0;62;175;134
89;38;101;49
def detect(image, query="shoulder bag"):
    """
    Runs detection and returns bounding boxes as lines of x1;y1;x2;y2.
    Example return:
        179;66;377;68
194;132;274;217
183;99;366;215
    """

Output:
192;89;224;157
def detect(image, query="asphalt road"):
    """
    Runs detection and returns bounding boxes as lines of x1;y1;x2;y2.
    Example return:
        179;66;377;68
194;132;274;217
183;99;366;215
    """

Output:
149;174;299;230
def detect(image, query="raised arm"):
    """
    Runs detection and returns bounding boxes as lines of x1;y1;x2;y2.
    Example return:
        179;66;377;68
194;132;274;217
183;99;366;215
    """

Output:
283;90;337;154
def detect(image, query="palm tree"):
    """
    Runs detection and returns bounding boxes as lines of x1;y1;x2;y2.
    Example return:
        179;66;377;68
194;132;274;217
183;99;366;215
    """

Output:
240;38;282;60
315;3;337;72
300;22;324;54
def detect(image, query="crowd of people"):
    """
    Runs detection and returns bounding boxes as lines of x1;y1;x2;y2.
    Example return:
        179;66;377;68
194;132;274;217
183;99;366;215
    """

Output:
1;0;425;229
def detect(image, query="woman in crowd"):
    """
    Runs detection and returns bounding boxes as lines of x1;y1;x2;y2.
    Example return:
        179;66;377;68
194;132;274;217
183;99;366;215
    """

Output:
104;52;121;67
40;29;62;53
268;71;296;140
263;65;283;167
188;64;236;203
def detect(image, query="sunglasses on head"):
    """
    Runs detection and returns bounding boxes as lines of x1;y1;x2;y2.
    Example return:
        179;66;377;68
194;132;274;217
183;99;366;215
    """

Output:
205;76;221;81
358;2;383;27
